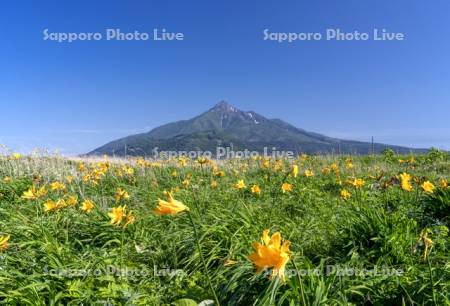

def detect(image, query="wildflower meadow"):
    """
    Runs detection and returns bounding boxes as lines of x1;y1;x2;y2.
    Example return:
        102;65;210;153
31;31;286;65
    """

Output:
0;149;449;305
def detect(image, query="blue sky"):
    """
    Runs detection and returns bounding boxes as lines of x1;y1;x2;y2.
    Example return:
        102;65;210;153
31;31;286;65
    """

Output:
1;0;449;155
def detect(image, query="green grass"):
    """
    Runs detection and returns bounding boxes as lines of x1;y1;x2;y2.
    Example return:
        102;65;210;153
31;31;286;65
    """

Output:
0;151;449;305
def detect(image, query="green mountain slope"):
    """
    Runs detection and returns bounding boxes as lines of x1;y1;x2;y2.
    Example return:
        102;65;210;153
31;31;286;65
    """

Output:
88;101;425;156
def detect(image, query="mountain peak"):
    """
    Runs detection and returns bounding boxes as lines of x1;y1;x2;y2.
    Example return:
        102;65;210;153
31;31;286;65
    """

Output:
210;100;239;113
89;101;423;156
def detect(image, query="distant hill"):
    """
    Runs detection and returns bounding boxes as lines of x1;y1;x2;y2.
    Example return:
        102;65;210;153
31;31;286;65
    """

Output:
88;101;426;157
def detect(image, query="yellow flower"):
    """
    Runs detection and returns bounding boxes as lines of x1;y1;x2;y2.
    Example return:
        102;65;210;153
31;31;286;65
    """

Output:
214;170;225;178
154;192;189;215
77;163;86;172
178;157;188;167
440;179;448;189
115;188;130;202
151;162;161;168
65;195;78;206
330;163;339;172
261;159;270;169
65;176;74;183
37;186;47;197
2;177;12;184
210;180;218;188
22;186;38;200
11;153;22;160
22;186;47;200
0;234;10;251
182;179;190;187
281;182;293;193
108;205;126;225
421;181;435;193
197;157;210;165
43;200;59;212
349;178;365;189
82;174;91;183
136;157;146;167
108;205;135;227
290;165;299;178
234;180;246;190
248;229;291;281
50;181;66;191
340;189;351;200
81;199;94;213
124;166;134;176
399;172;413;192
251;184;262;195
171;170;178;177
273;160;283;171
123;213;136;227
304;170;314;177
56;198;67;208
345;160;354;169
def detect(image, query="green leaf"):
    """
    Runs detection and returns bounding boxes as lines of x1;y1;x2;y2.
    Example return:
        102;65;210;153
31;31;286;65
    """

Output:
172;298;198;306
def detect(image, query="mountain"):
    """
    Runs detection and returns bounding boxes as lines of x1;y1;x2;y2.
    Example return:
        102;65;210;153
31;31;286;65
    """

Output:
88;101;424;157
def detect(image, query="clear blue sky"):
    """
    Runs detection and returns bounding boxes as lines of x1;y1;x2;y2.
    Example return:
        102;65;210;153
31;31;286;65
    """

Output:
1;0;449;155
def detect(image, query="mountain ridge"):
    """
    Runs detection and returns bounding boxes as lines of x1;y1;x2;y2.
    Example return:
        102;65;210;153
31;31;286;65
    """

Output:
88;101;426;156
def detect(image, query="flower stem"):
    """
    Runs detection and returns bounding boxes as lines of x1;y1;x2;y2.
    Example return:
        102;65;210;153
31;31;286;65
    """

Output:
292;258;307;306
188;212;220;306
427;256;437;306
120;227;125;280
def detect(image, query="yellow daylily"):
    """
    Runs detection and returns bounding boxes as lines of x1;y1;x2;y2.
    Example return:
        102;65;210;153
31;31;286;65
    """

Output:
340;189;351;200
304;170;314;177
345;160;354;169
281;182;293;193
154;192;189;216
399;173;413;192
234;180;246;190
197;157;210;165
115;188;130;202
50;181;66;191
81;199;94;213
11;153;22;160
0;234;10;251
123;213;136;227
65;195;78;206
214;170;225;177
421;181;435;193
248;229;291;281
43;200;59;212
108;205;126;225
21;186;47;200
251;184;261;195
261;159;270;169
108;205;135;227
349;178;365;189
22;187;37;200
290;165;299;178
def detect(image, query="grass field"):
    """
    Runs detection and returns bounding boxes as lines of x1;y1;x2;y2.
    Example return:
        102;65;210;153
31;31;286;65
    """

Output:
0;150;449;305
